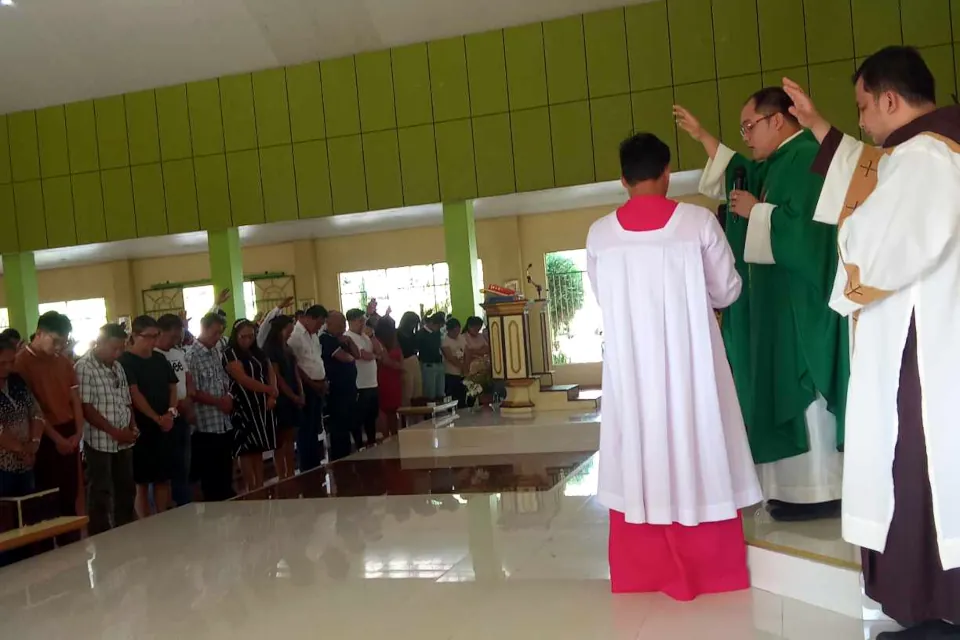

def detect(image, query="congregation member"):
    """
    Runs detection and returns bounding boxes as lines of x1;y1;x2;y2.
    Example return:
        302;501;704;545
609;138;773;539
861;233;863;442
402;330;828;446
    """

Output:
15;311;83;545
0;336;45;565
463;316;489;377
346;308;379;448
374;316;404;438
256;296;295;348
441;318;467;408
156;314;194;506
264;315;302;481
120;315;179;518
0;328;23;351
76;324;138;535
588;132;761;601
417;313;445;401
397;312;422;407
784;46;960;638
320;311;358;461
185;313;235;501
224;319;277;493
675;87;848;522
288;305;328;472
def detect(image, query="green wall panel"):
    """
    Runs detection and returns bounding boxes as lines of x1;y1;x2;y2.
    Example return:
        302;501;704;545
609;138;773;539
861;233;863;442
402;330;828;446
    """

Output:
466;30;510;116
544;16;588;104
505;24;549;110
808;61;859;137
626;1;672;91
327;136;368;214
356;51;397;133
131;164;167;237
71;173;107;245
42;176;76;248
101;168;137;241
902;0;951;47
954;0;960;41
550;102;594;187
286;63;326;143
713;0;761;78
764;66;808;91
804;0;854;64
397;125;440;206
473;114;516;197
187;80;225;156
37;106;70;178
65;101;100;174
584;9;630;98
591;95;633;181
852;0;901;57
125;90;161;165
429;37;471;122
758;0;806;71
95;97;130;170
392;45;433;128
163;159;200;233
226;150;264;225
156;85;192;162
511;107;554;192
632;88;678;165
220;74;258;152
435;119;478;201
253;68;293;147
921;45;958;106
293;141;333;218
0;117;10;184
321;57;361;138
260;146;299;223
9;111;40;182
362;131;403;211
0;185;18;252
718;74;763;156
674;81;720;171
14;181;47;250
668;0;715;84
194;155;232;231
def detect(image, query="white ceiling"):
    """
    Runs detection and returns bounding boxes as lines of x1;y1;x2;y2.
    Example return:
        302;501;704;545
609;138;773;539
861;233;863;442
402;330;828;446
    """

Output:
0;0;650;113
16;170;705;273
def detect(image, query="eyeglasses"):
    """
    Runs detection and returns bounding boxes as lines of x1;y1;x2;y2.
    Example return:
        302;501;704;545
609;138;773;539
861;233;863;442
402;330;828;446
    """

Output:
740;114;776;137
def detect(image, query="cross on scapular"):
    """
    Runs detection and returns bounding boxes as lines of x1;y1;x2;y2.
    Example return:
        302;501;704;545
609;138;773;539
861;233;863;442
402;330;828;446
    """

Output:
860;161;878;177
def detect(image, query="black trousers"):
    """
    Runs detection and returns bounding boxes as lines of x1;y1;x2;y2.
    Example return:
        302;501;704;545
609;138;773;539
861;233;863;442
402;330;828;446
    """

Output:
356;387;379;447
85;447;136;536
445;374;467;409
297;387;324;473
35;422;81;545
326;390;357;462
190;431;235;502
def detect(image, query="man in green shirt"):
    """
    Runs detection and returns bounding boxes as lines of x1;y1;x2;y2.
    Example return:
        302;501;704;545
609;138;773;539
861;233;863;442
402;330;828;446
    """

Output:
674;88;849;522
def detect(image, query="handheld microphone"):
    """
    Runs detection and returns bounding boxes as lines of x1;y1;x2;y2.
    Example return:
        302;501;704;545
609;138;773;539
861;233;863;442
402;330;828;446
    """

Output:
732;166;746;193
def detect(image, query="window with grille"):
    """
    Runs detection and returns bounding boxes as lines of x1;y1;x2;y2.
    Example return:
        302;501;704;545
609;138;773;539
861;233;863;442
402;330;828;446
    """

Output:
544;250;602;364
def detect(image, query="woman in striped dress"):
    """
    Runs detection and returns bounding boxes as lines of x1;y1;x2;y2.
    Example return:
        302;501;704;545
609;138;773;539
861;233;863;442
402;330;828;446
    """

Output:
224;320;277;493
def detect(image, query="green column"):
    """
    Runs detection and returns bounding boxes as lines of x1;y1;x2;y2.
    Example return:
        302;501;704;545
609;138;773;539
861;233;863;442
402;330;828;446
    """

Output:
442;201;479;322
2;253;39;334
207;228;246;328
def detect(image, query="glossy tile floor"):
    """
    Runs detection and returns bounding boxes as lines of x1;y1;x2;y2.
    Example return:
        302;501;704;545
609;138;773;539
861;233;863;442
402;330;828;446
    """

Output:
0;447;898;639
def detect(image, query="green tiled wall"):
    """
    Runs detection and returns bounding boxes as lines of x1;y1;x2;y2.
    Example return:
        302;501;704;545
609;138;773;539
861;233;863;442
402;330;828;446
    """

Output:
0;0;954;251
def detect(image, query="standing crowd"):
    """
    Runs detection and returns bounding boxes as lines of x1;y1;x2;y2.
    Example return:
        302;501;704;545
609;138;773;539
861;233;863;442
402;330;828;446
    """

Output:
0;294;489;562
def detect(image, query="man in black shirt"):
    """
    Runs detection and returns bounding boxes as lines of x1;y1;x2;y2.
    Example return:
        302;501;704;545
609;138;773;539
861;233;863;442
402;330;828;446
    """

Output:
320;311;358;461
119;316;179;518
417;313;445;401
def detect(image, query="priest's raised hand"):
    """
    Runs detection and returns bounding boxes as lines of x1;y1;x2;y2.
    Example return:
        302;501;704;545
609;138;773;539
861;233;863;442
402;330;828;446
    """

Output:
673;105;720;159
782;77;831;142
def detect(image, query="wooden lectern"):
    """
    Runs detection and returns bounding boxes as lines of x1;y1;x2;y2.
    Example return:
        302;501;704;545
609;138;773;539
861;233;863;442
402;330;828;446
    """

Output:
483;300;537;417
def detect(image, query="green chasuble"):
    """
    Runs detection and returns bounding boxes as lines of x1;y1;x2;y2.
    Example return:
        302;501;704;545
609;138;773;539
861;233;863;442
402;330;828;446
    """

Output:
719;131;849;463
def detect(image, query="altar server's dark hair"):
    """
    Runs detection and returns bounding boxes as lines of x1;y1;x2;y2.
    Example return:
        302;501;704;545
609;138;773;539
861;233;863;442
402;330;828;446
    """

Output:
747;87;799;127
854;46;936;106
619;133;671;186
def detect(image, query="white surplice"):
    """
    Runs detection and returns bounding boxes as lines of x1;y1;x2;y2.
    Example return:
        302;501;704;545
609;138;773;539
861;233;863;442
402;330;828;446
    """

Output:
815;132;960;570
587;203;762;526
700;145;843;505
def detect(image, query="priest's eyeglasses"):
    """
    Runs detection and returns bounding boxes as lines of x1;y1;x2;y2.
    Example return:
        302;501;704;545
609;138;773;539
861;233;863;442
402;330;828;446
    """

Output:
740;114;775;137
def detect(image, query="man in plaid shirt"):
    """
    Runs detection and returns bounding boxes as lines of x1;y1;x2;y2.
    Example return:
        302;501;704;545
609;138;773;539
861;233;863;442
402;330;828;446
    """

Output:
76;324;139;535
185;313;234;501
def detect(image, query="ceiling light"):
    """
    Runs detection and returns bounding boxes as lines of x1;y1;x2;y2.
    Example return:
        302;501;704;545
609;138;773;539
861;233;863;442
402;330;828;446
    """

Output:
0;1;15;7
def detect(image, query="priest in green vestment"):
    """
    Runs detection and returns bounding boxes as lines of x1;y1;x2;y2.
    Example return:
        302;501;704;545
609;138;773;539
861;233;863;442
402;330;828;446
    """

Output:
673;88;849;522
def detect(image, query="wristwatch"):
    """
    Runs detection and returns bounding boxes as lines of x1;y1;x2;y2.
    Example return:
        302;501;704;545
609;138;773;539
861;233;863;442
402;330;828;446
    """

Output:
167;407;180;419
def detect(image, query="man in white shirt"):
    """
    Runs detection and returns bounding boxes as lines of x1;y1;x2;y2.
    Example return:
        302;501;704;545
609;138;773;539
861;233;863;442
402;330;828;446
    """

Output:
346;308;380;448
156;314;194;507
287;305;328;471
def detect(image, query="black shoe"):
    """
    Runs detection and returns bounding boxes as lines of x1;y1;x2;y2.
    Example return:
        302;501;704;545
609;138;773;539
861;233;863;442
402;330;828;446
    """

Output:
877;620;960;639
769;500;841;522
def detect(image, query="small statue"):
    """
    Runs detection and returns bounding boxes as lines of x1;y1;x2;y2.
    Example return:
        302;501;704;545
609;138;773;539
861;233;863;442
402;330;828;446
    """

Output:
526;263;544;300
